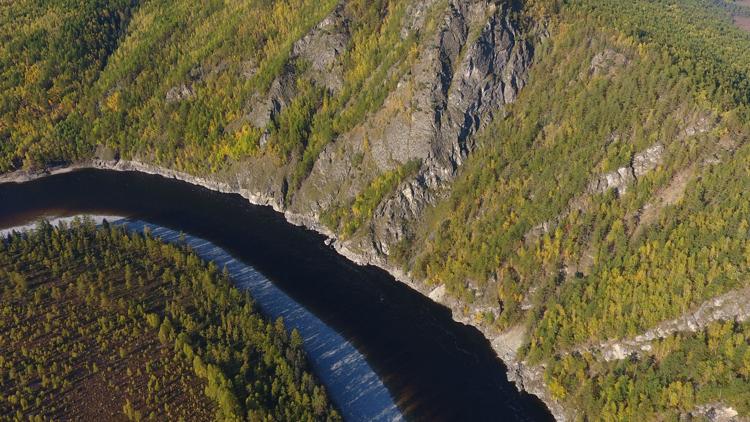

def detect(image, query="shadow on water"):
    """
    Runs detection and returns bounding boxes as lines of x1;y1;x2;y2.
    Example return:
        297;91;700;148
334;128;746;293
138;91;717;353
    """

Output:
0;169;554;422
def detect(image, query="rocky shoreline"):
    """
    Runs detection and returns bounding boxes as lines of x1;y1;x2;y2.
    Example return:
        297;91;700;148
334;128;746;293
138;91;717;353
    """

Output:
0;159;566;421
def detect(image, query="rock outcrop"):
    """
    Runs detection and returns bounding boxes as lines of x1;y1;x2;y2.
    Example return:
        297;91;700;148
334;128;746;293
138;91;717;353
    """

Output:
575;285;750;362
165;83;195;103
291;3;350;93
2;2;562;419
588;48;628;77
293;0;537;259
588;144;664;195
275;3;556;415
241;4;351;133
691;403;743;422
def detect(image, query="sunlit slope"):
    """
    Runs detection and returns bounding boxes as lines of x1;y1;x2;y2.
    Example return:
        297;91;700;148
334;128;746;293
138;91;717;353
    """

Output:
399;1;750;419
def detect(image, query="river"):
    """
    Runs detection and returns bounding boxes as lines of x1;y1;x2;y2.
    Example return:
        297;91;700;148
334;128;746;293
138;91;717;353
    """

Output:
0;168;553;421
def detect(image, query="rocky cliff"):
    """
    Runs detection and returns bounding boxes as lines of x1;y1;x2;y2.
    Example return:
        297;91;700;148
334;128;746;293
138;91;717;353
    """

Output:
291;0;537;261
204;2;561;415
5;0;562;417
9;0;750;420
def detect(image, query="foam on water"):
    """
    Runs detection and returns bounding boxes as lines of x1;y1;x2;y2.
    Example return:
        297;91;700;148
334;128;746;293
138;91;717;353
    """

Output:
0;215;125;236
2;215;402;422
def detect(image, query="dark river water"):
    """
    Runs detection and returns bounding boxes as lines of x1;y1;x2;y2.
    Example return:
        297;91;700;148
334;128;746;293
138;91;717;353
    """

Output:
0;169;553;422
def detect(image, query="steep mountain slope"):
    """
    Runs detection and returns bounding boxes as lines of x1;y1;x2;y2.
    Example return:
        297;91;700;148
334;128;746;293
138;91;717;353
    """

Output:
0;0;139;169
5;0;750;420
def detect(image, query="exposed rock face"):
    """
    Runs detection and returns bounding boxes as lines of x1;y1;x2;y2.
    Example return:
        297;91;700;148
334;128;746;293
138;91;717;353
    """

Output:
291;3;350;93
588;48;628;77
589;166;636;196
577;285;750;362
402;0;441;38
245;72;298;129
41;2;556;419
165;83;195;103
589;144;664;195
691;404;743;422
632;144;664;177
293;0;537;258
684;111;715;137
281;4;556;415
218;1;551;415
243;3;351;132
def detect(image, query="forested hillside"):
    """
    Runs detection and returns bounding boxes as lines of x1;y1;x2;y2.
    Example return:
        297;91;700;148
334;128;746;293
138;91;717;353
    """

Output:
0;0;449;181
0;220;339;421
401;0;750;419
5;0;750;420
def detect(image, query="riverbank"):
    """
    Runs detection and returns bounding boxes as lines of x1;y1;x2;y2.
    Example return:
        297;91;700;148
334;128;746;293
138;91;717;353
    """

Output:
1;215;401;421
0;159;565;421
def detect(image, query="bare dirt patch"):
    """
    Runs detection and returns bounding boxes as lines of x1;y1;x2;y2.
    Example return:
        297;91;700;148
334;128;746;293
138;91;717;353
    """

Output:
735;16;750;31
733;1;750;31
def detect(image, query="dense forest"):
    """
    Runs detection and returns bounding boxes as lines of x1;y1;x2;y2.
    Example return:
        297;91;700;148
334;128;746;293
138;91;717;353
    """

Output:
399;0;750;419
5;0;750;420
0;219;340;421
410;0;750;326
0;0;440;187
